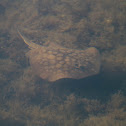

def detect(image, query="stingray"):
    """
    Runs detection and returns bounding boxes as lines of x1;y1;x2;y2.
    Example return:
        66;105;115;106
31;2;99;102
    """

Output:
18;31;101;82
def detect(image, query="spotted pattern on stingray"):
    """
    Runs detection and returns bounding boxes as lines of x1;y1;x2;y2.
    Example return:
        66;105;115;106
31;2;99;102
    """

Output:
18;30;101;82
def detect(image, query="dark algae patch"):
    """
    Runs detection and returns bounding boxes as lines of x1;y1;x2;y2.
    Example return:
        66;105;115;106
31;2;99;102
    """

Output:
0;4;5;15
0;0;126;126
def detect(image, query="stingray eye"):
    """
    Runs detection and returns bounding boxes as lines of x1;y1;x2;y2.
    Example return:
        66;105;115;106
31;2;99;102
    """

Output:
79;66;85;72
75;63;79;68
75;64;85;72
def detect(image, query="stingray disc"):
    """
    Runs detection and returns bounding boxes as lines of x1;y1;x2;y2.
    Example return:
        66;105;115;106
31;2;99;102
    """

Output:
18;31;101;82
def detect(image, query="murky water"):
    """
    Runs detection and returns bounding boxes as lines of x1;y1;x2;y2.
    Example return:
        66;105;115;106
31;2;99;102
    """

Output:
0;0;126;126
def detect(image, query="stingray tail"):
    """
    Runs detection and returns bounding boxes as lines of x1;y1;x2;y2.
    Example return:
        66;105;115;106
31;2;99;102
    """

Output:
17;29;41;49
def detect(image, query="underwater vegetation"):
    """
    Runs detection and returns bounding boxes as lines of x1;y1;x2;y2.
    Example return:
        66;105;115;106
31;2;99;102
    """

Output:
0;0;126;125
0;91;126;126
